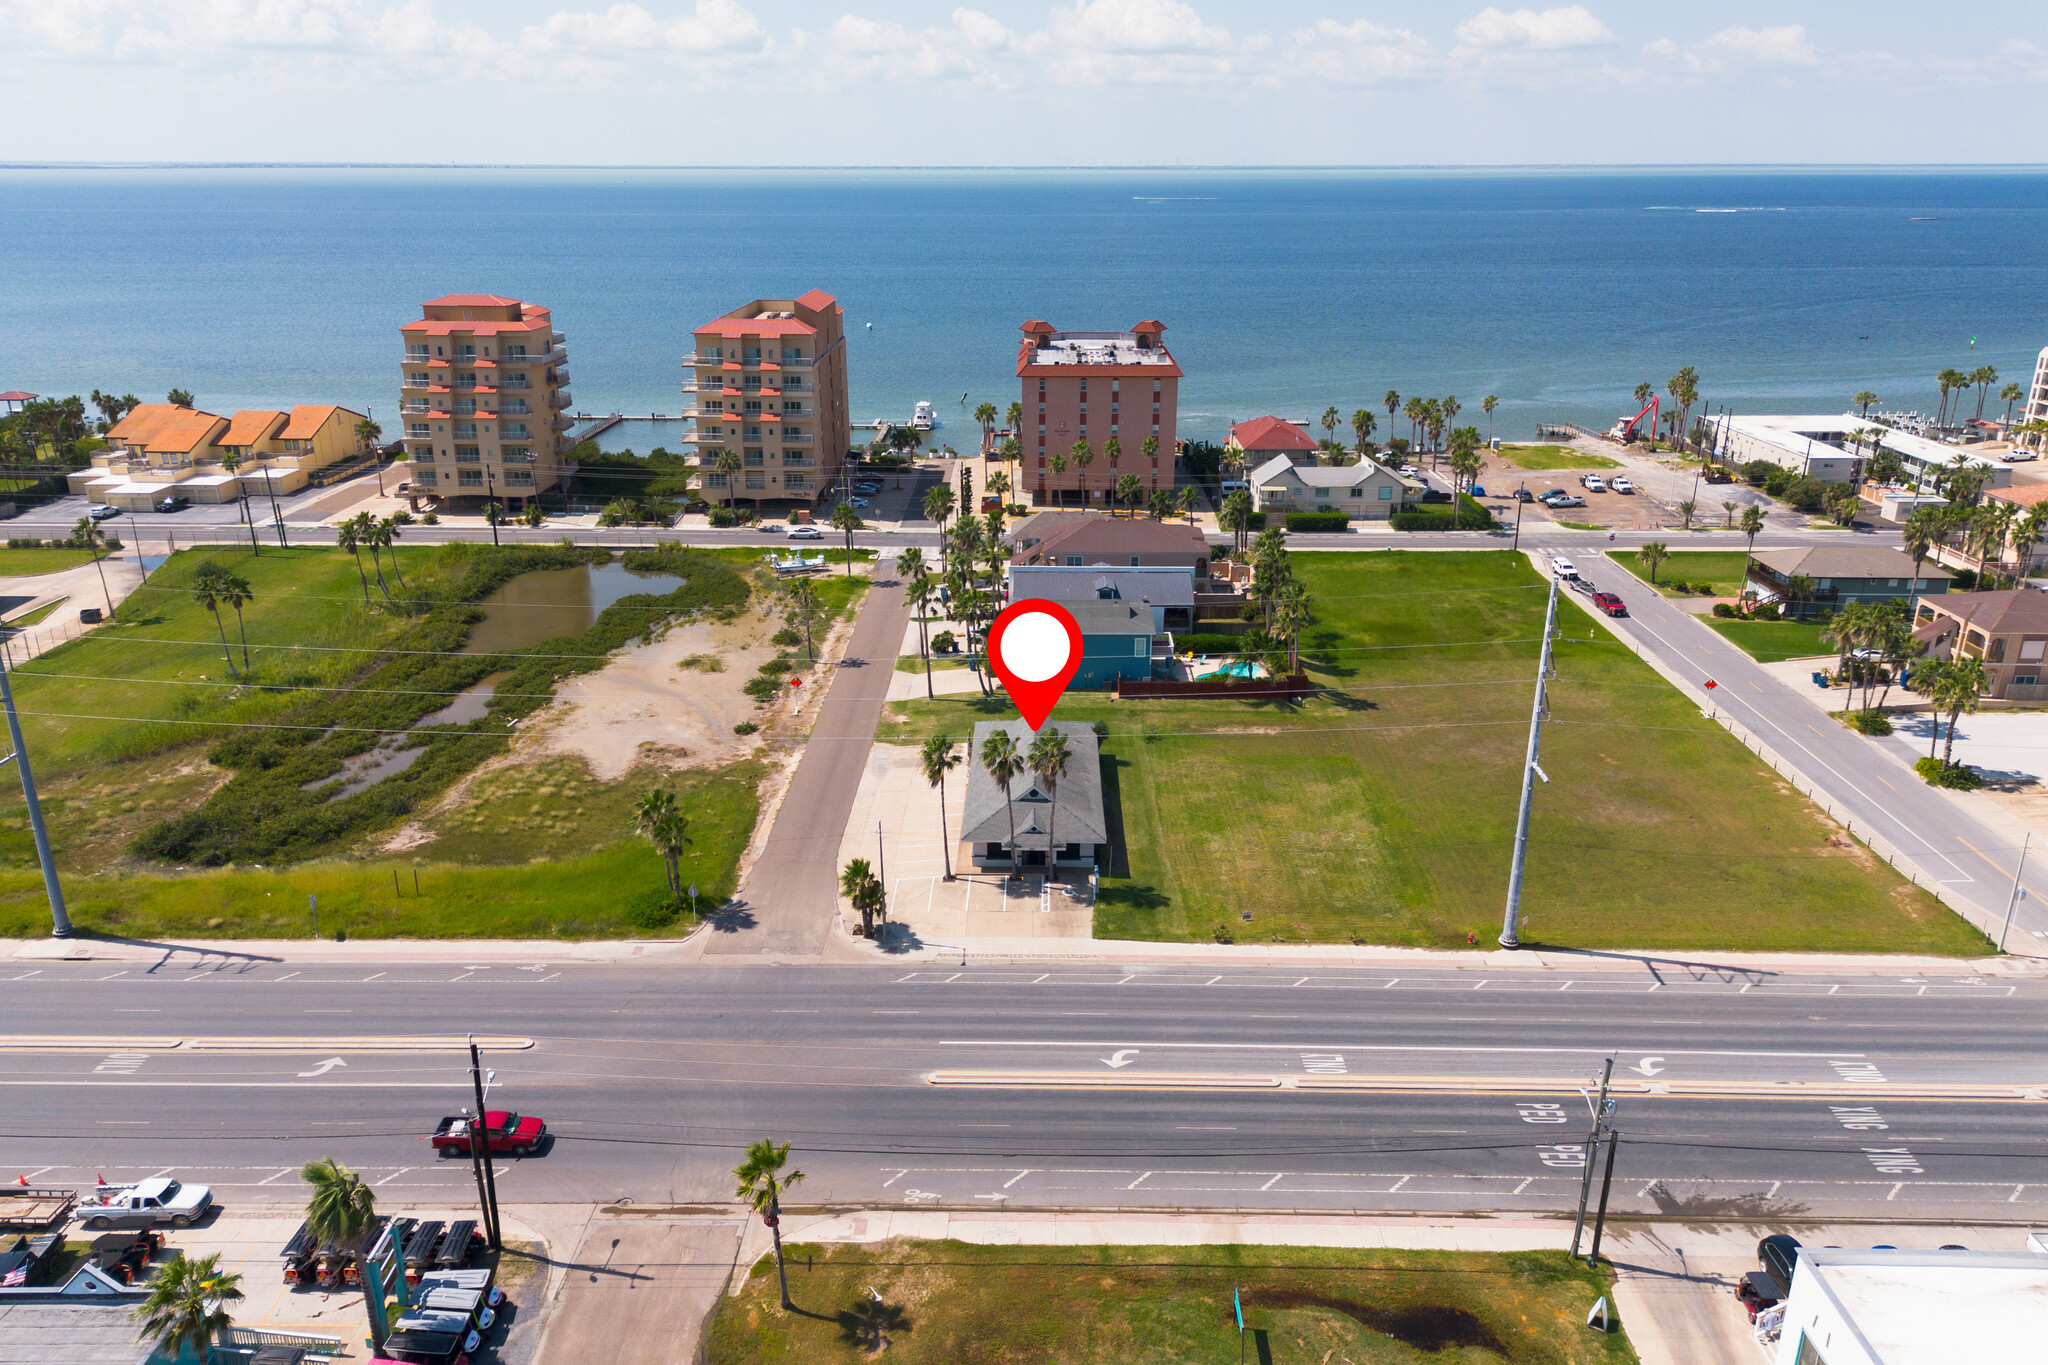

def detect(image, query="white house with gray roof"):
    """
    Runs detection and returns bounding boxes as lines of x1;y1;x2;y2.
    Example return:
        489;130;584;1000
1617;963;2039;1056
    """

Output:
1247;454;1419;520
962;720;1106;873
1007;563;1196;631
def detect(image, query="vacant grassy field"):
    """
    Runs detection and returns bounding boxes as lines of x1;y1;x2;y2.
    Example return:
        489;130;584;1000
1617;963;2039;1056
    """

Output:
0;758;759;938
1606;550;1751;596
706;1243;1636;1365
1708;619;1836;662
882;551;1982;953
1496;444;1620;470
0;545;101;576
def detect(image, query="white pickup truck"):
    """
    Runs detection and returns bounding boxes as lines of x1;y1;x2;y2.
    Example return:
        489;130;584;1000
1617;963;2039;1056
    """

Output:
76;1177;213;1230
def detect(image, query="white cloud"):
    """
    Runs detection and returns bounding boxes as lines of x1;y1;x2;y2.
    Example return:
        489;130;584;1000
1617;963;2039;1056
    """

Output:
522;1;766;57
1036;0;1252;85
1679;24;1820;73
789;8;1022;87
1454;6;1611;54
1292;18;1436;86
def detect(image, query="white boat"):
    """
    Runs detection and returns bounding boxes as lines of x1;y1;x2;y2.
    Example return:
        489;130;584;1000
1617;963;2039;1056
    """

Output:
912;400;934;431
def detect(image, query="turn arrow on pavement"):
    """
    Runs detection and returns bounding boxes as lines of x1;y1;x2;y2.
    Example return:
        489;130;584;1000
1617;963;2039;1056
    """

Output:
297;1058;348;1077
1630;1057;1666;1077
1101;1050;1139;1069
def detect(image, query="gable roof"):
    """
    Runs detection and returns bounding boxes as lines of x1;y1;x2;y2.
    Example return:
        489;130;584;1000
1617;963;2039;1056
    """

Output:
960;720;1106;848
1248;453;1399;488
1005;509;1103;546
141;409;227;455
1064;600;1154;635
281;404;352;440
1750;545;1948;581
1009;565;1196;609
1028;517;1209;563
1231;416;1317;451
1989;483;2048;509
1923;588;2048;635
220;410;287;447
104;403;185;447
794;288;839;314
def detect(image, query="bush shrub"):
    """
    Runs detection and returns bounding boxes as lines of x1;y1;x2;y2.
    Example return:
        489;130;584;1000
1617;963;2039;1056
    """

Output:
757;656;794;677
733;720;758;735
1915;756;1982;789
1210;923;1236;944
1284;511;1351;533
1742;459;1778;486
624;886;682;931
771;626;801;647
931;629;958;654
1712;602;1737;618
1950;568;1978;591
1847;709;1894;736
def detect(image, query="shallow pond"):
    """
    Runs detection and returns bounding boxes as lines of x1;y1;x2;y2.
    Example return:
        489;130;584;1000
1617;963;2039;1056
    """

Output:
462;561;683;657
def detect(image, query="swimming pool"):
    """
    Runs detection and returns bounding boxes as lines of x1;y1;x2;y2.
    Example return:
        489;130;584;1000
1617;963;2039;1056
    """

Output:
1196;660;1260;681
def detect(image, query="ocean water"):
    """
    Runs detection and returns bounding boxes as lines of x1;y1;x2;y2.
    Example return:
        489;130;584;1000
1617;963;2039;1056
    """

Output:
3;167;2046;445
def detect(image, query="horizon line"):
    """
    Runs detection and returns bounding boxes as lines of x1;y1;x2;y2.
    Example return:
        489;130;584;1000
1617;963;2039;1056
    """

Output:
4;161;2048;173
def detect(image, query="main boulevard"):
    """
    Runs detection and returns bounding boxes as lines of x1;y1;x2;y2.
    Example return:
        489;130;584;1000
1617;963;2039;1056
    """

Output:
4;954;2047;1225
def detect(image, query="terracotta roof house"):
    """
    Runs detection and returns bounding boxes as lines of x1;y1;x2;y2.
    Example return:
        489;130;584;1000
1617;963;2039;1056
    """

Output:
1745;545;1951;620
1015;517;1210;576
1913;589;2048;702
1227;416;1319;467
960;720;1107;873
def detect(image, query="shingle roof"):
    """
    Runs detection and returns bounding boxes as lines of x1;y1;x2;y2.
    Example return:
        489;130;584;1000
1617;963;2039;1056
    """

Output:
960;720;1106;849
1005;509;1103;546
1923;588;2048;634
1247;453;1398;488
1231;416;1317;451
220;410;286;447
1028;518;1209;562
1749;545;1948;581
281;404;347;440
1064;601;1154;635
141;409;226;455
1009;565;1196;608
104;403;184;447
1989;484;2048;509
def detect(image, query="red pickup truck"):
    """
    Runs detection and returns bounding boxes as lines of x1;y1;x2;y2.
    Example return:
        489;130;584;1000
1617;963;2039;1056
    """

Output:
1590;590;1628;617
430;1111;547;1157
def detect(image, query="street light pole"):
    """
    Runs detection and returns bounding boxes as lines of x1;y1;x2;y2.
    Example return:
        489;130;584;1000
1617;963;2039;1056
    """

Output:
1499;575;1559;948
1569;1056;1614;1258
467;1037;503;1250
0;637;70;937
1999;831;2032;952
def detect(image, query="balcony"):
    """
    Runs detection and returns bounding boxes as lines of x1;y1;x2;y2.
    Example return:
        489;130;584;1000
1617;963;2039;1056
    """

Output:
454;425;479;440
501;452;535;465
782;457;815;468
549;370;571;387
401;402;430;414
552;413;574;431
498;346;566;368
781;433;813;445
551;391;572;409
499;376;531;390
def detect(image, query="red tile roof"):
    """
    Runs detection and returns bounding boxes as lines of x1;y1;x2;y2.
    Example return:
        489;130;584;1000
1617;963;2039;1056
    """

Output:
696;317;817;337
1989;484;2048;508
794;288;838;314
0;391;35;402
1132;319;1167;333
1230;416;1317;451
144;409;228;455
401;320;551;336
220;410;286;447
106;403;185;445
281;405;348;441
425;294;523;308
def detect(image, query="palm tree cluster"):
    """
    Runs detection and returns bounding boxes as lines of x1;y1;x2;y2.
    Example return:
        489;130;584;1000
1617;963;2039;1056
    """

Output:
1936;365;2000;430
599;496;674;527
909;507;1008;698
634;788;693;904
336;510;409;606
1244;527;1311;675
1666;367;1700;448
1903;496;2046;592
1912;655;1988;769
191;560;256;679
1821;600;1916;716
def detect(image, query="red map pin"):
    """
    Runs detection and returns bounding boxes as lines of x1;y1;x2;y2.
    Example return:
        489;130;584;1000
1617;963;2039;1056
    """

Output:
987;599;1083;730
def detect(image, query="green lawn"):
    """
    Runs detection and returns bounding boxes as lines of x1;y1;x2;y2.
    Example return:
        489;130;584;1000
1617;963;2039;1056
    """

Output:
1496;444;1620;470
0;545;102;576
705;1243;1636;1365
6;596;67;627
1707;619;1836;662
882;551;1982;953
1606;550;1751;597
895;654;972;673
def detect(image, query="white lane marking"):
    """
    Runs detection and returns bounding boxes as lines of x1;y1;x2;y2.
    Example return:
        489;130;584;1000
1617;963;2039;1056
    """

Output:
276;972;299;981
1031;974;1049;984
1127;1172;1153;1189
364;973;386;982
376;1168;414;1185
6;971;42;980
1260;1174;1285;1191
881;1170;907;1188
1002;1171;1032;1188
94;972;128;982
1205;976;1222;986
256;1169;293;1185
938;1040;1863;1059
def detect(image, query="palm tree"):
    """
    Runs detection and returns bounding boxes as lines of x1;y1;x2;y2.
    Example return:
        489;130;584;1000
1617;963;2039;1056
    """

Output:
1047;446;1068;502
1854;390;1879;419
1176;485;1199;524
1937;656;1988;767
131;1251;242;1359
973;401;998;449
219;451;260;556
923;483;955;555
1027;726;1072;883
1070;438;1094;508
830;501;862;575
635;789;687;901
839;856;884;935
482;500;505;546
1482;394;1499;444
1972;364;1998;421
1911;659;1954;759
1103;435;1122;482
1676;498;1697;531
2012;503;2048;581
1440;396;1460;451
733;1139;805;1311
1113;472;1143;516
920;734;960;882
191;564;240;680
713;449;743;514
979;727;1024;875
1667;367;1700;449
334;515;372;602
300;1154;381;1339
1220;488;1252;554
1005;401;1024;436
783;577;820;661
347;512;391;600
1274;580;1311;674
73;516;116;617
218;569;255;673
907;572;937;699
1403;396;1424;453
1320;406;1339;448
1721;499;1739;528
1637;540;1671;585
1739;504;1766;563
374;516;408;595
1350;408;1376;455
1902;504;1946;586
2001;382;2024;425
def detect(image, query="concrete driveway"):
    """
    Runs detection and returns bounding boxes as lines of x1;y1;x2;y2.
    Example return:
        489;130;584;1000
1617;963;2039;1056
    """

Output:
537;1218;745;1365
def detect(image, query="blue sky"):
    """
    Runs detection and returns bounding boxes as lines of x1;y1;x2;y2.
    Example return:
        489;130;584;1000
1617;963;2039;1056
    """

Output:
3;1;2044;164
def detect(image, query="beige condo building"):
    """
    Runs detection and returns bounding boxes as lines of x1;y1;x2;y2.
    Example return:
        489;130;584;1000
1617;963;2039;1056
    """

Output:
401;295;574;509
682;291;850;510
69;401;369;511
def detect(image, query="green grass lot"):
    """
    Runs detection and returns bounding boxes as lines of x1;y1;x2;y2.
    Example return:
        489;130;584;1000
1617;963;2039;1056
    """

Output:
6;596;67;627
706;1243;1636;1365
881;551;1983;953
895;654;972;673
1707;619;1836;662
0;545;101;576
0;756;761;939
1496;444;1621;470
1606;550;1751;597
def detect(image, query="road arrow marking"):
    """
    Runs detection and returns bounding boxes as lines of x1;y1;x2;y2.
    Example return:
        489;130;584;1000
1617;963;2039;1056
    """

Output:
1102;1050;1139;1069
297;1058;347;1077
1630;1057;1666;1077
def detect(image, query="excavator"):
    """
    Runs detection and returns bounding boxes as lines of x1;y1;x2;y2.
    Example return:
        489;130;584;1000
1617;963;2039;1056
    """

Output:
1608;395;1659;445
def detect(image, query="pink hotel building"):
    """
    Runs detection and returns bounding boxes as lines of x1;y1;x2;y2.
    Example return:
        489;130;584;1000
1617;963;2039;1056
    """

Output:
1018;319;1181;506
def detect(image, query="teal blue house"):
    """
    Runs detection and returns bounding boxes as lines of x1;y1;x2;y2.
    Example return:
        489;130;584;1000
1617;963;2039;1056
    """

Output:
1065;601;1157;689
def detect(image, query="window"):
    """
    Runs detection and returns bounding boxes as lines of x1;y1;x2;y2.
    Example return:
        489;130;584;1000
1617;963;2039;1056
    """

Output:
407;346;429;361
414;469;436;483
1793;1332;1829;1365
503;423;529;438
745;473;766;489
744;450;765;467
406;423;430;438
1351;488;1363;498
1378;486;1392;500
2021;639;2045;662
2017;675;2040;686
706;472;728;488
458;469;483;487
1065;556;1083;566
1133;638;1147;657
456;445;480;463
506;471;534;486
1129;556;1141;566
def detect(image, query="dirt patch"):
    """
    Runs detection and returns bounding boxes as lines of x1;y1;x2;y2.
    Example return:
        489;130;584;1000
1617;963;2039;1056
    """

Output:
527;611;776;780
1250;1289;1509;1356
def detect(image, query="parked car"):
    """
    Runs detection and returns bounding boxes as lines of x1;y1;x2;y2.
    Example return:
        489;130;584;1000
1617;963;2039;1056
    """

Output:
1591;590;1628;617
1537;488;1568;504
1737;1233;1803;1322
1418;489;1452;504
429;1110;547;1157
1610;476;1635;493
1398;465;1420;478
1581;475;1607;493
1549;556;1578;580
854;481;881;494
1549;494;1587;508
87;504;122;521
377;1319;480;1365
1468;485;1486;498
155;494;190;513
76;1177;213;1230
1512;488;1535;502
786;525;824;540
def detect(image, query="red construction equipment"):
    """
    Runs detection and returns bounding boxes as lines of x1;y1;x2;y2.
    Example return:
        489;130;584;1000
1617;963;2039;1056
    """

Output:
1610;395;1659;444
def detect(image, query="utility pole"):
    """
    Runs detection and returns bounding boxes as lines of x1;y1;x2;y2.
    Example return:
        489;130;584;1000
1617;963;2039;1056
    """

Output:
467;1037;503;1250
1499;575;1559;948
1587;1125;1622;1267
1569;1056;1614;1259
1511;484;1526;553
0;637;70;937
1999;831;2033;952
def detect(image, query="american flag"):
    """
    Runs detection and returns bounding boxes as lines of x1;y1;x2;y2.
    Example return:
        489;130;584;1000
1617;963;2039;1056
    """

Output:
1;1266;27;1287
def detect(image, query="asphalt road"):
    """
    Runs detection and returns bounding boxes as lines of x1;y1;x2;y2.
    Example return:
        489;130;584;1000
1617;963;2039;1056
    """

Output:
6;960;2047;1226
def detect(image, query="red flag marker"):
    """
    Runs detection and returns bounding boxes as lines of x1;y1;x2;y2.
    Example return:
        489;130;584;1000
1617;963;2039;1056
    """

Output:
987;599;1082;730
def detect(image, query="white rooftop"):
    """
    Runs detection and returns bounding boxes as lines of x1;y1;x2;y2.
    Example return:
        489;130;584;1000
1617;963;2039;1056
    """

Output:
1728;413;2006;472
1023;330;1176;367
1801;1249;2048;1363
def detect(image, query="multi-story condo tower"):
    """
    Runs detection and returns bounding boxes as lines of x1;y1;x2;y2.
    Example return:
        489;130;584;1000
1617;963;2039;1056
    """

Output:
2022;344;2048;454
1017;319;1181;506
683;291;850;511
401;295;573;509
